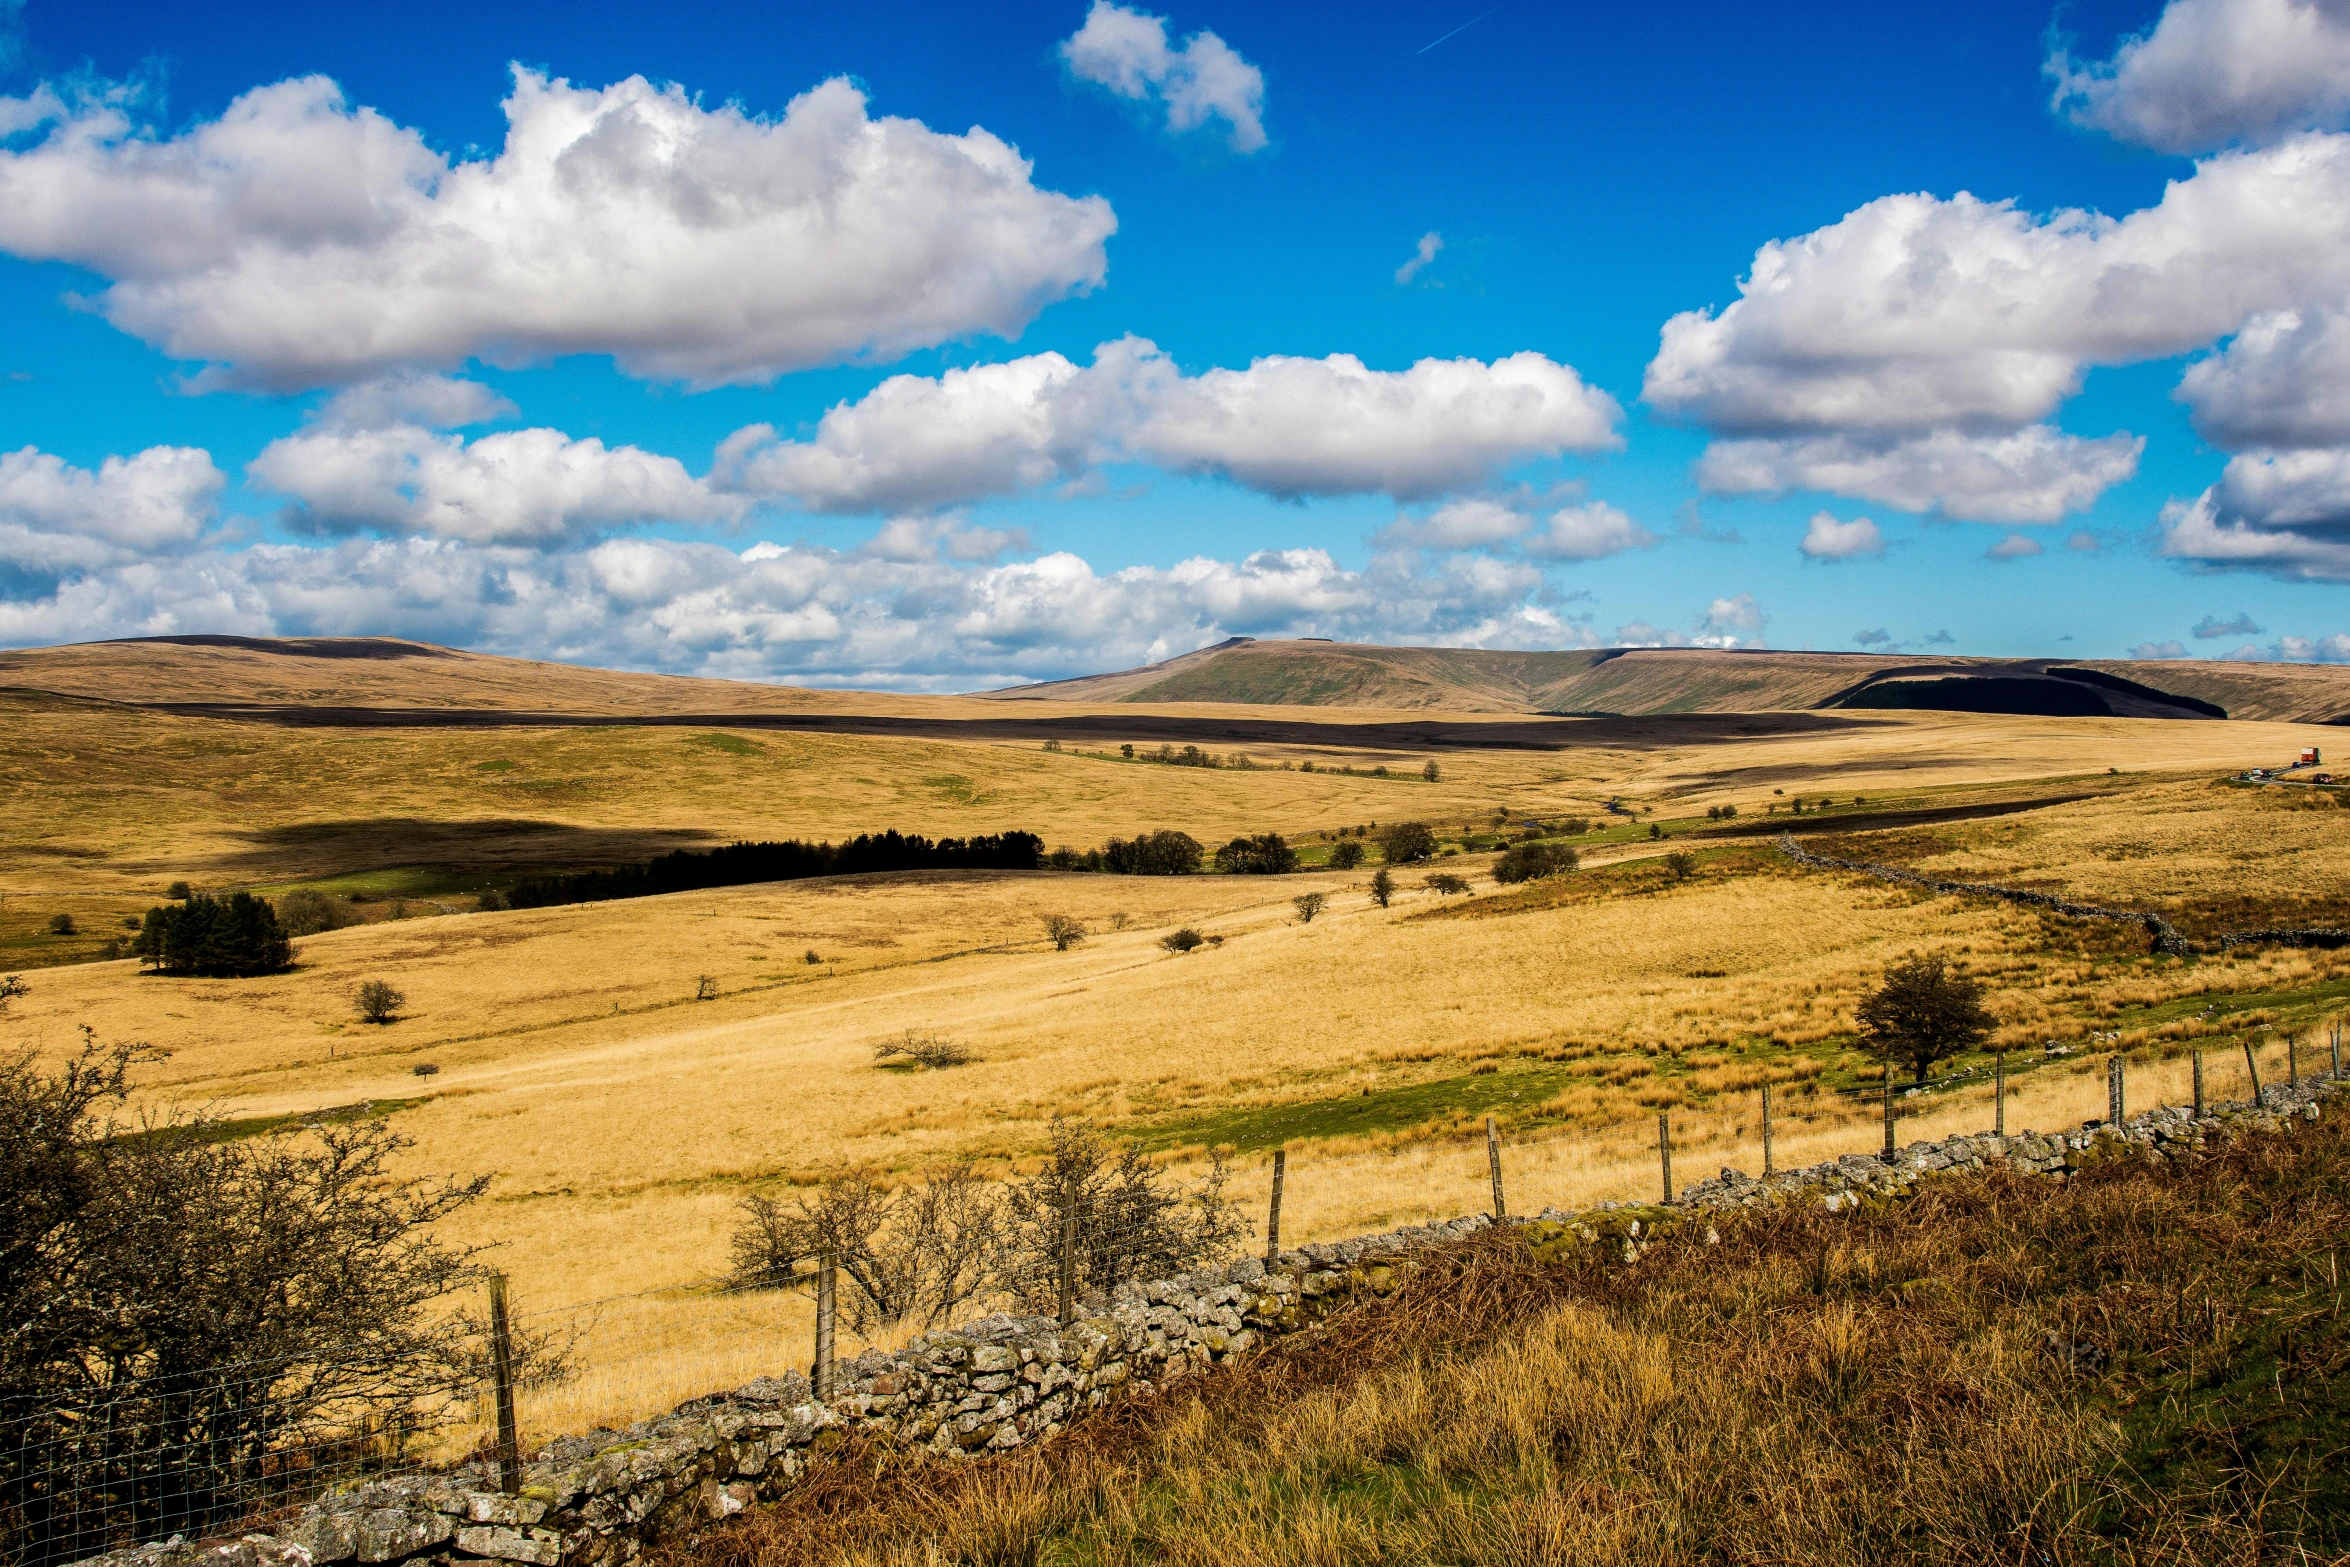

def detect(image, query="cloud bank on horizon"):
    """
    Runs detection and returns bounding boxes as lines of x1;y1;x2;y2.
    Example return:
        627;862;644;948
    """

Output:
0;0;2346;684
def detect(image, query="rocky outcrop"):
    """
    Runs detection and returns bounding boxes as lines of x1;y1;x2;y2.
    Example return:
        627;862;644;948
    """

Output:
74;1080;2338;1567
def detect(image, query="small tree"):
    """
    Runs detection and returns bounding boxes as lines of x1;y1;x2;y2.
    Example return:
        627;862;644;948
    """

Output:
874;1031;974;1069
1043;914;1087;950
276;889;355;937
355;979;405;1024
728;1164;998;1332
46;914;75;937
1421;759;1442;782
995;1119;1245;1311
1368;867;1396;908
1160;928;1205;954
696;974;720;1000
1665;851;1697;880
165;881;192;901
0;974;24;1013
1377;821;1438;865
1292;892;1327;924
1327;839;1365;871
1424;873;1470;896
1856;954;1996;1084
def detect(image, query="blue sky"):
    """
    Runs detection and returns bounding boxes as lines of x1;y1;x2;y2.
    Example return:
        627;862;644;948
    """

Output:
2;0;2348;685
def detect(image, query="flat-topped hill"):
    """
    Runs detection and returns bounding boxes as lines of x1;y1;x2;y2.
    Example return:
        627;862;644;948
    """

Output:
985;639;2350;723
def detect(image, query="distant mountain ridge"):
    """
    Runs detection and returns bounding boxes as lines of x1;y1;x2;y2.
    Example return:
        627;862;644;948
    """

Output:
982;639;2350;724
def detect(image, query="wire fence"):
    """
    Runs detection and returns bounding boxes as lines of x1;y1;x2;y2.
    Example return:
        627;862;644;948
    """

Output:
9;1027;2341;1567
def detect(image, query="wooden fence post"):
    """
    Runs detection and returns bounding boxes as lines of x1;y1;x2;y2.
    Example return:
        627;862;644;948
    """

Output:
2289;1032;2300;1087
2193;1050;2205;1117
1657;1112;1673;1204
2333;1023;2343;1081
1881;1062;1896;1160
1056;1206;1078;1327
812;1246;837;1401
1486;1116;1507;1220
2107;1056;2125;1127
1994;1052;2006;1137
1761;1081;1775;1178
1264;1148;1286;1265
2244;1038;2264;1104
486;1273;521;1496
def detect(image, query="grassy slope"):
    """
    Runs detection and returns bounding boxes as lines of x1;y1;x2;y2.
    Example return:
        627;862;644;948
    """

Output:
677;1108;2350;1567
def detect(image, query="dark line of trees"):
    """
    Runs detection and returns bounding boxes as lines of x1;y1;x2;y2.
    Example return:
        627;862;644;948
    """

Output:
131;894;292;978
508;831;1046;909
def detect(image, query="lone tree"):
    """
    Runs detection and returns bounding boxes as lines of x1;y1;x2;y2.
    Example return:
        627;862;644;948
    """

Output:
355;979;405;1024
1368;867;1396;908
1043;914;1087;951
1291;892;1326;924
1492;842;1576;884
1376;822;1438;865
1326;839;1366;871
1856;954;1996;1084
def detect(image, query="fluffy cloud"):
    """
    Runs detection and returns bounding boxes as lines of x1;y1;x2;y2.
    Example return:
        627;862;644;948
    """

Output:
1698;428;2141;523
2131;640;2191;658
2049;0;2350;154
2277;632;2350;661
2158;485;2350;579
248;425;744;546
1986;532;2044;559
2193;611;2263;638
0;445;224;575
1853;627;1892;646
1614;592;1767;650
1061;3;1267;153
0;70;1114;390
1797;511;1885;560
0;530;1599;686
318;373;517;432
1522;502;1658;560
718;337;1622;510
1646;136;2350;517
2177;306;2350;449
1375;497;1528;551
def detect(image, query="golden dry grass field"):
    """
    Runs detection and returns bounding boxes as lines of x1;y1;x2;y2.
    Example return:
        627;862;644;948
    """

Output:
4;640;2349;1439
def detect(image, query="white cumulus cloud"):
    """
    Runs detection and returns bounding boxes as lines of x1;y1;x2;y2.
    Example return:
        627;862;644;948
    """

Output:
1697;428;2141;524
718;337;1622;510
1061;2;1267;153
0;445;225;570
2178;306;2350;450
248;424;744;546
1798;511;1885;560
0;70;1115;390
1986;532;2045;559
2132;640;2191;658
2049;0;2350;155
1522;502;1658;560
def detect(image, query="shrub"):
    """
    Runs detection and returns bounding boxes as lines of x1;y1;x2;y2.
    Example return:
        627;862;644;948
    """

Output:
1102;830;1205;876
1492;842;1578;884
0;974;24;1013
0;1040;489;1564
1213;833;1298;875
1160;928;1206;954
1424;873;1471;896
164;881;191;901
1559;817;1591;836
874;1031;974;1069
1369;868;1395;908
355;979;405;1024
1043;914;1087;950
1376;821;1438;865
276;888;358;937
727;1164;997;1330
996;1119;1245;1312
474;888;510;912
805;949;822;964
1665;851;1697;880
412;1063;440;1078
1648;823;1665;839
132;893;293;978
45;914;75;936
1857;954;1995;1084
1326;839;1366;871
1292;892;1327;924
696;975;720;1001
1421;760;1442;782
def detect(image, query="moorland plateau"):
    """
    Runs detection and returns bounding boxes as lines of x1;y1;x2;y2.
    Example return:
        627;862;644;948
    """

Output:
3;634;2349;1429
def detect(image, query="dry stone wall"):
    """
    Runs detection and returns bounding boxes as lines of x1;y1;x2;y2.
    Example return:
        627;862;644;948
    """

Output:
80;1076;2340;1567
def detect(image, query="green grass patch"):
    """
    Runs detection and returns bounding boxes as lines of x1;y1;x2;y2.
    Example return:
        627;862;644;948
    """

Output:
1136;1063;1602;1152
116;1096;428;1148
690;732;761;756
253;865;513;900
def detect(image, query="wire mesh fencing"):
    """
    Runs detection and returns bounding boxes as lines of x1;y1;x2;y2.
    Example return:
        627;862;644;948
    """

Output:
10;1029;2338;1567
